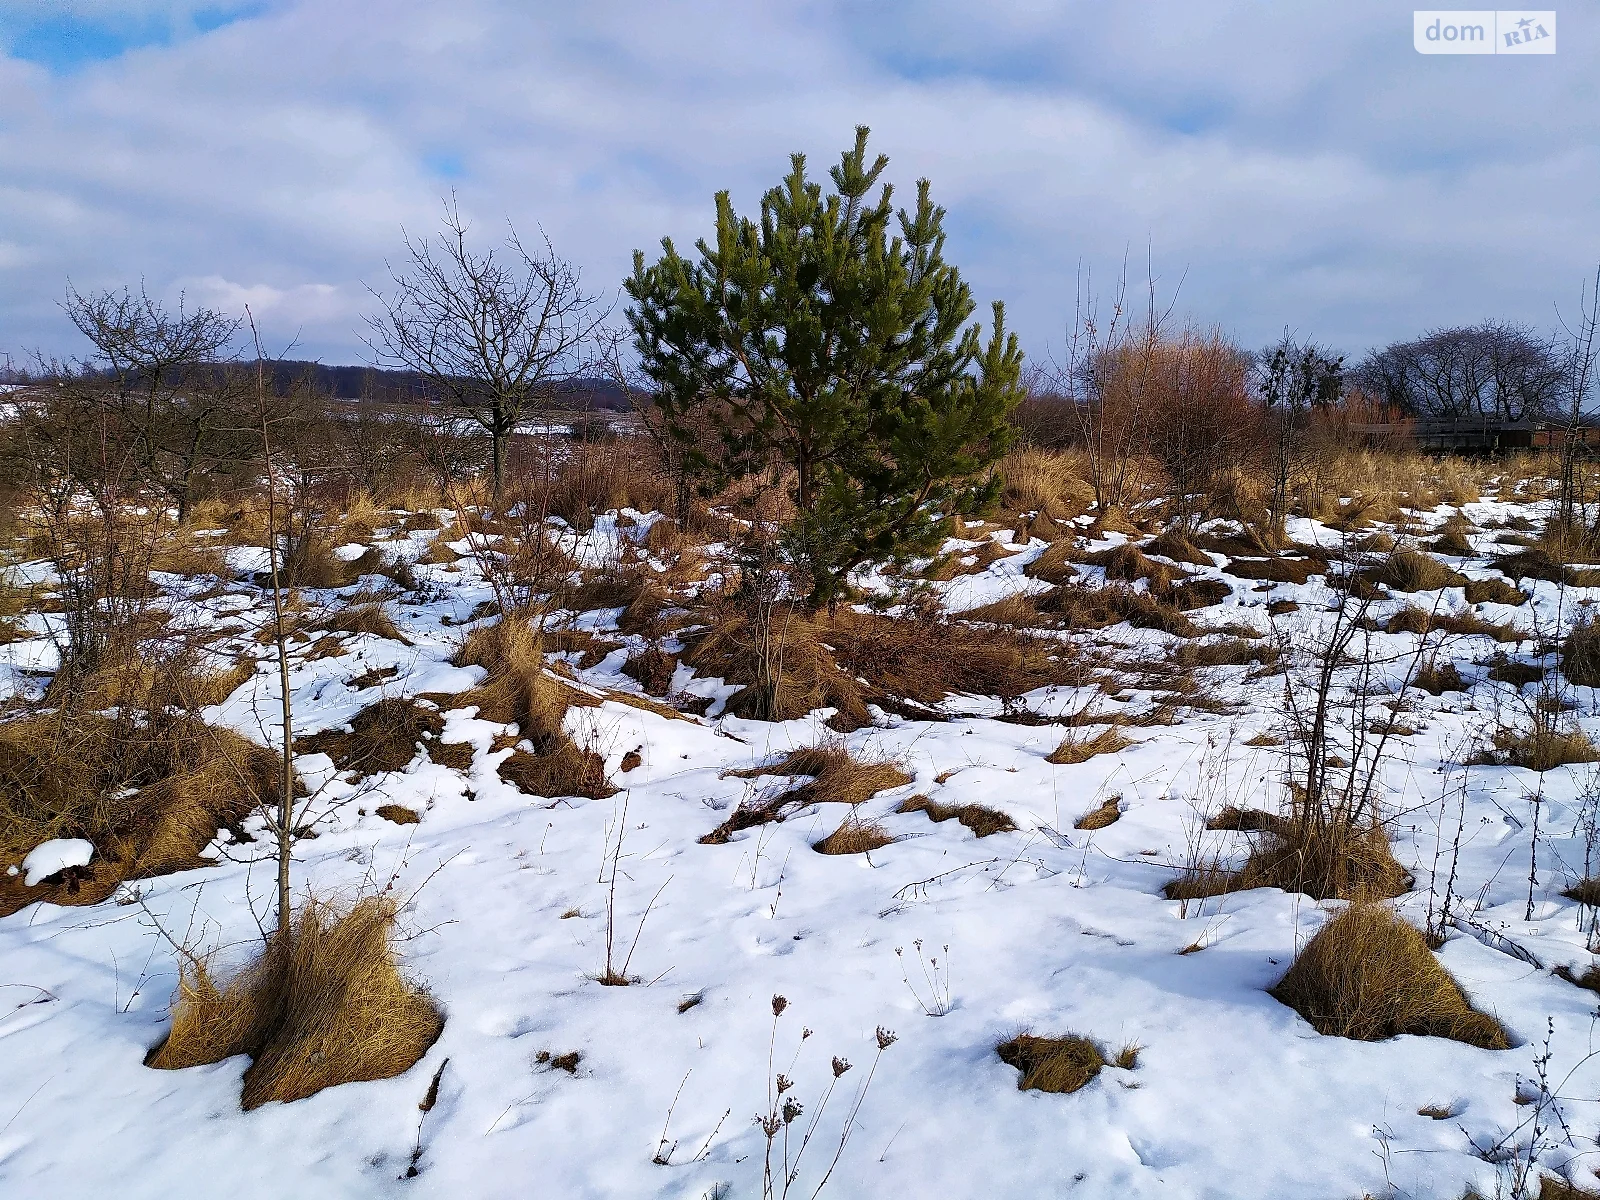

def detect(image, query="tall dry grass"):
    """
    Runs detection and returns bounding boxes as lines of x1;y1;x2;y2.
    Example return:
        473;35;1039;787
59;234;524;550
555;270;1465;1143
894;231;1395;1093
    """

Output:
148;894;443;1110
1269;904;1509;1049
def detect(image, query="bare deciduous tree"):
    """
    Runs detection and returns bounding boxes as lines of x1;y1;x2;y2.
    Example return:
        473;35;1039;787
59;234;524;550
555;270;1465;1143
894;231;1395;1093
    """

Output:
63;283;244;523
1048;258;1183;521
1354;321;1567;422
364;200;609;502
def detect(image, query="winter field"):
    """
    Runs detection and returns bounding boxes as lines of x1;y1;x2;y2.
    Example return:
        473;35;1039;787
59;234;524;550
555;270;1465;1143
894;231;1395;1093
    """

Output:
7;453;1600;1200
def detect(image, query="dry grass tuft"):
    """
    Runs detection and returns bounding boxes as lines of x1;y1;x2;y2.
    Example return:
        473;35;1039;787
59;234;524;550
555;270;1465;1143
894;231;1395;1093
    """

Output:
683;606;870;727
454;619;613;798
1170;577;1233;611
375;804;420;825
1488;659;1545;688
1144;526;1213;566
147;895;444;1109
1429;527;1477;558
151;536;232;579
1174;637;1278;669
1495;545;1573;585
1412;661;1467;695
896;794;1016;837
1047;727;1133;765
921;540;1015;580
702;746;912;844
1480;721;1600;772
0;708;280;916
1552;962;1600;993
1368;547;1468;593
813;816;898;855
1207;806;1290;833
621;646;678;697
1463;576;1528;607
301;699;442;777
283;534;361;590
1073;796;1123;830
996;1033;1108;1094
1563;878;1600;906
1166;819;1410;903
1536;1175;1600;1200
736;745;912;807
1025;540;1081;586
323;603;412;645
1563;617;1600;687
1223;555;1324;585
827;609;1075;709
1039;583;1199;637
998;447;1094;521
1268;904;1510;1049
1089;542;1183;591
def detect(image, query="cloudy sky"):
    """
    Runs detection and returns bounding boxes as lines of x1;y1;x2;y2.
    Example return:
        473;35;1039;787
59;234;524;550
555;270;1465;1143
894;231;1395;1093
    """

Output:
1;1;1595;369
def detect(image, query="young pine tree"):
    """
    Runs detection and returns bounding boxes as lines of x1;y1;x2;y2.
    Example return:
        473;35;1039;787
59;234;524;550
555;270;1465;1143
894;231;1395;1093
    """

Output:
626;126;1024;609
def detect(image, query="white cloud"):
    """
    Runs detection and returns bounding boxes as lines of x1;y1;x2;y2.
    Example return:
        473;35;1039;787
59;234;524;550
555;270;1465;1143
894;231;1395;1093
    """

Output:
1;0;1597;366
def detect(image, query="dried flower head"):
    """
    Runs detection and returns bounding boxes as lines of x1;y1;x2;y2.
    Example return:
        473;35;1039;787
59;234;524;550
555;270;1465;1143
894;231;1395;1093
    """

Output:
782;1097;803;1125
776;1073;794;1094
875;1026;898;1050
831;1056;852;1078
771;994;788;1017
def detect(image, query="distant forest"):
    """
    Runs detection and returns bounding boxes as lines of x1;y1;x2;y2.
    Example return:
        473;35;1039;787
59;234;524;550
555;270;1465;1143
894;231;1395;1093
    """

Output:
0;358;631;411
264;361;631;409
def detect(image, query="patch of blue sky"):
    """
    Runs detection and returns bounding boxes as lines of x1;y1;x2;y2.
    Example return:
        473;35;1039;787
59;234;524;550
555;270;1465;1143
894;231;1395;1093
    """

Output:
0;3;266;71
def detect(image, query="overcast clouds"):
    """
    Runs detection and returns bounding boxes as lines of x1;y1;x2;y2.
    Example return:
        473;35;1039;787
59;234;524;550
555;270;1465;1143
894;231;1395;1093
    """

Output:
1;1;1596;368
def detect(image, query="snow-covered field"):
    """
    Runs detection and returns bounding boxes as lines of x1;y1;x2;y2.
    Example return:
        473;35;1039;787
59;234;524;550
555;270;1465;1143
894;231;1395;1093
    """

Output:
6;485;1600;1199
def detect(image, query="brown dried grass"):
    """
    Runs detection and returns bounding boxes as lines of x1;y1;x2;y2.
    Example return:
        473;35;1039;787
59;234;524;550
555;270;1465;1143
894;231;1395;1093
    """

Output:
1025;540;1081;586
1268;904;1509;1049
323;602;412;644
813;816;898;855
735;745;912;807
1038;583;1199;637
702;746;912;843
147;895;444;1109
621;646;677;697
997;447;1094;520
1368;547;1467;593
454;619;613;798
1047;727;1133;765
1463;576;1527;607
301;699;443;777
896;794;1016;837
0;708;280;916
1088;542;1183;590
1480;721;1600;772
682;606;870;727
1144;526;1213;566
996;1033;1106;1094
1563;617;1600;688
1073;796;1123;830
1166;819;1410;903
827;610;1075;708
